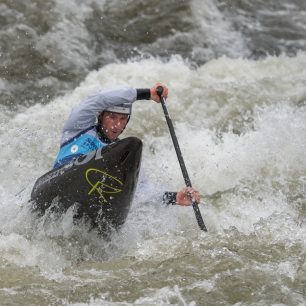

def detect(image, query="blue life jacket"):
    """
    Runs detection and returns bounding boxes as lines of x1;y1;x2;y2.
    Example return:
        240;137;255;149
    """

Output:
53;126;109;168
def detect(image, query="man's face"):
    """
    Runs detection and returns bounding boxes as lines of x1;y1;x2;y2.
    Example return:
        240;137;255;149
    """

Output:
100;111;129;140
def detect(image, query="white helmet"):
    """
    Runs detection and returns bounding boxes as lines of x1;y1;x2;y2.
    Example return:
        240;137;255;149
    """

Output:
104;103;132;115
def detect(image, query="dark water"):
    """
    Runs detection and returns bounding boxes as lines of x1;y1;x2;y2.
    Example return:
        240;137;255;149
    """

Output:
1;0;306;108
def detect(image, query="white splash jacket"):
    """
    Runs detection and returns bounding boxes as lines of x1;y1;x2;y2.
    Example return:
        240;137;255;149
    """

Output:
54;87;137;168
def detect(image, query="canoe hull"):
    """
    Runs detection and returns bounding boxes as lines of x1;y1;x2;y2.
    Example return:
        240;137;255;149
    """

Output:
31;137;142;232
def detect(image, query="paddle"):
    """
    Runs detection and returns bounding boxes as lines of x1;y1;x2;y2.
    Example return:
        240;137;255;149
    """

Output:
156;86;207;232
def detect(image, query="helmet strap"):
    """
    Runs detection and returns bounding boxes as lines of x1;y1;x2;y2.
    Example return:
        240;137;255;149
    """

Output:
96;113;113;143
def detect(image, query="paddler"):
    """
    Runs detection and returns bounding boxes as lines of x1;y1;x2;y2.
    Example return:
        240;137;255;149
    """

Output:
54;83;200;206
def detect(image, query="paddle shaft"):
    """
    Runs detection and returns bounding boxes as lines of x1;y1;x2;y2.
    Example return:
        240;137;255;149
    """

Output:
157;87;207;232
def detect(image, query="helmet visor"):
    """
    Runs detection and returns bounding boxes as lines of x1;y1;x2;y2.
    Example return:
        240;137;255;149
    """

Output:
104;103;132;115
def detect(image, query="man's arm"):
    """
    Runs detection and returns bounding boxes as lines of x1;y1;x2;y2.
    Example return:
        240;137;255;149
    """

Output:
61;87;136;143
61;87;137;144
60;84;167;144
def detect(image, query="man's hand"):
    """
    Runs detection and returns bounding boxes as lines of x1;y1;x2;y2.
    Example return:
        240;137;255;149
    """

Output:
176;187;201;206
150;83;168;102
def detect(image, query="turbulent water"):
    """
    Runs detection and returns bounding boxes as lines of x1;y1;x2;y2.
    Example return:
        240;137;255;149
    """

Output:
1;0;306;305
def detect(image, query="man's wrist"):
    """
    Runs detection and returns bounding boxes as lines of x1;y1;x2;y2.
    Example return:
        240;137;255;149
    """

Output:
163;192;177;205
136;88;151;100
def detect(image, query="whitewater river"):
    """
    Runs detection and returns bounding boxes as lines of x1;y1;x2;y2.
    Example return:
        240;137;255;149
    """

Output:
0;0;305;305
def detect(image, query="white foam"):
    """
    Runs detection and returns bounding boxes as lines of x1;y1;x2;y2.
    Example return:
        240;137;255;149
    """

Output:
0;53;305;274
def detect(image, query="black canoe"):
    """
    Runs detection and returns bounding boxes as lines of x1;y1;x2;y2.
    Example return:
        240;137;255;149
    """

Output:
31;137;142;233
